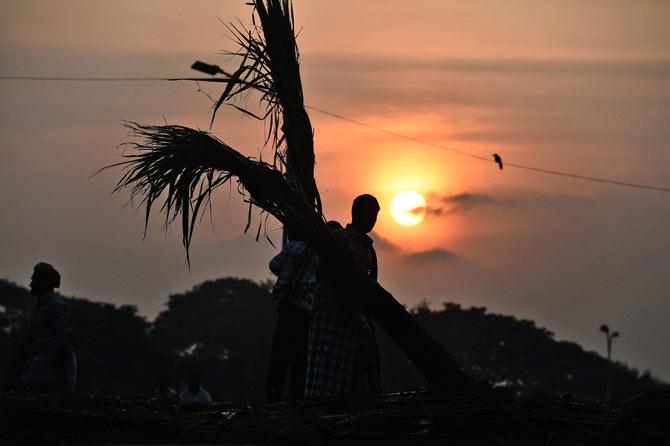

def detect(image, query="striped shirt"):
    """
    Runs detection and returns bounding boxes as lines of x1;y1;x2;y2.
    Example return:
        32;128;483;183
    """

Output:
269;240;319;312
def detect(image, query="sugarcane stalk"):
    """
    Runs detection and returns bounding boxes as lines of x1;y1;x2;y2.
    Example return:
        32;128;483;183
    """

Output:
111;123;470;392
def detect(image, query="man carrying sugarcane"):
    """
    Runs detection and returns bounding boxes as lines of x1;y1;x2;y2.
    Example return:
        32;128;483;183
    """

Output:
22;262;77;392
305;194;382;400
265;228;320;402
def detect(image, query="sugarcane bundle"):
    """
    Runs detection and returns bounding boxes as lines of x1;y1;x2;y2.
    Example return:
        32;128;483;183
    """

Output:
110;0;470;391
210;0;320;213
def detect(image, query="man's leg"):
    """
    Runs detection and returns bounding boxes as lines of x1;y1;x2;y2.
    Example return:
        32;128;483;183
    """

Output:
265;303;293;402
287;306;310;401
305;310;357;400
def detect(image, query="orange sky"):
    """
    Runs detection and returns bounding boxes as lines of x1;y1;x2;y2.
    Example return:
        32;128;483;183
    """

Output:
1;0;669;379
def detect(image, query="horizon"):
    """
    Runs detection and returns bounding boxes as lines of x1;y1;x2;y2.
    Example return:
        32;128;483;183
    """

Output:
1;0;669;381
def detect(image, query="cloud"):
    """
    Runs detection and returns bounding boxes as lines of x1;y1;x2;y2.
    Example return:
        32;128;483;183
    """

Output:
411;192;506;217
404;248;459;265
371;232;462;267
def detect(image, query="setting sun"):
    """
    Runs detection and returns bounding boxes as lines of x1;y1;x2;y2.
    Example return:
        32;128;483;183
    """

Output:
391;190;427;226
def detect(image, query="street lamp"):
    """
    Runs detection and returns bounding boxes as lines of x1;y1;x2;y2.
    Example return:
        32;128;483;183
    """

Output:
191;61;225;76
600;324;620;403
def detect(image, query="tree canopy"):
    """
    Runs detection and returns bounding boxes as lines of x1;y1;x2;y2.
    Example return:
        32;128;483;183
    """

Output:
0;277;663;400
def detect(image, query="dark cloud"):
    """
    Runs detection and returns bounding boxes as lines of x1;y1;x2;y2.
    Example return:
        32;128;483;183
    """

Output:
404;248;459;265
411;192;505;217
439;193;497;214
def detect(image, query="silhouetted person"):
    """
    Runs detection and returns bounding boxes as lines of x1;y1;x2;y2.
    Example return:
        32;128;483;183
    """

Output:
265;221;342;402
305;195;382;400
493;153;503;170
179;373;212;404
265;228;319;402
22;263;77;392
152;375;177;401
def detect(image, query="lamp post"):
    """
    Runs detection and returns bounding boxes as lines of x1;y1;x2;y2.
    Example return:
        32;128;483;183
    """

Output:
191;61;225;76
599;324;619;403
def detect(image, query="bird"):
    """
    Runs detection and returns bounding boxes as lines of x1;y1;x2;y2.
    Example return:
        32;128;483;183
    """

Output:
493;153;503;170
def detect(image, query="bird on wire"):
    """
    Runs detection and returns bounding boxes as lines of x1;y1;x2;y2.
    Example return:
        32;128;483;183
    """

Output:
493;153;503;170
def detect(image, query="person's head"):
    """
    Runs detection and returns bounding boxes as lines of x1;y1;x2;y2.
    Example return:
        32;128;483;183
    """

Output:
351;194;380;234
30;262;60;297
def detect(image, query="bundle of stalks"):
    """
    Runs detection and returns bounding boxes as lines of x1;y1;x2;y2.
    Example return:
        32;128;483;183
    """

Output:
213;0;320;213
112;122;322;257
109;0;471;391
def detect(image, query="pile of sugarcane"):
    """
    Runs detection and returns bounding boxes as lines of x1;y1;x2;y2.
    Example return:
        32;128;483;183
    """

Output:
2;391;669;444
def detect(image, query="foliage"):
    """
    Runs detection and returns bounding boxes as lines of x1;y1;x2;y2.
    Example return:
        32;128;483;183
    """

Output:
151;278;277;400
66;297;164;394
0;278;663;401
378;302;663;399
0;284;37;392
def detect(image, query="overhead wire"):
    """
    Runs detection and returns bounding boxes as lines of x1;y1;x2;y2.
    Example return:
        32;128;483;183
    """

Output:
1;74;668;193
305;105;670;193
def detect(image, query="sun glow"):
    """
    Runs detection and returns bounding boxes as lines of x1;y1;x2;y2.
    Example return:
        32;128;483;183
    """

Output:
391;190;427;227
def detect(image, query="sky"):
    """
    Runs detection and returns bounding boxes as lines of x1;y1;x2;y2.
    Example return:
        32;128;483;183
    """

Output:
1;0;669;379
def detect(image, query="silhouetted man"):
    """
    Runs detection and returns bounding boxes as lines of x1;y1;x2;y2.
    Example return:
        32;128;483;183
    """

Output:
265;228;320;402
305;194;382;400
22;262;77;392
178;373;212;404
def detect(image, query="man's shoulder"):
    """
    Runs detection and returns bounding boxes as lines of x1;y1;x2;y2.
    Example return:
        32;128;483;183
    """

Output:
39;294;67;314
331;227;351;242
342;225;373;248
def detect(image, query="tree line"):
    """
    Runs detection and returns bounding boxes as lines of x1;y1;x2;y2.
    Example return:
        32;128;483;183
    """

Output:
0;277;662;401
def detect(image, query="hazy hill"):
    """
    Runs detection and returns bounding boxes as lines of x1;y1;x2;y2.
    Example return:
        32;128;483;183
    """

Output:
0;277;662;400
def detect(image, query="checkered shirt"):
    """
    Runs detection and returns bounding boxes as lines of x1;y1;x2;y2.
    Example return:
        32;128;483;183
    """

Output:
305;309;382;400
269;240;319;312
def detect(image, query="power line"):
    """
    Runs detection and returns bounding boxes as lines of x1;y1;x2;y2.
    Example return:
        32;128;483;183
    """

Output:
305;105;491;163
2;74;669;193
0;76;237;82
0;76;173;81
306;105;670;193
501;162;670;192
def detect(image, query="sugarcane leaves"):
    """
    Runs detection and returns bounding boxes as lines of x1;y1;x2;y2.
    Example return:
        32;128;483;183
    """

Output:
210;64;247;128
110;123;319;265
112;1;319;263
230;103;272;121
111;124;224;265
211;2;291;161
210;59;263;128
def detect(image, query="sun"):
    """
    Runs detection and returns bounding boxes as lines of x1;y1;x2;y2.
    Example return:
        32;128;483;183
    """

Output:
391;190;427;227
